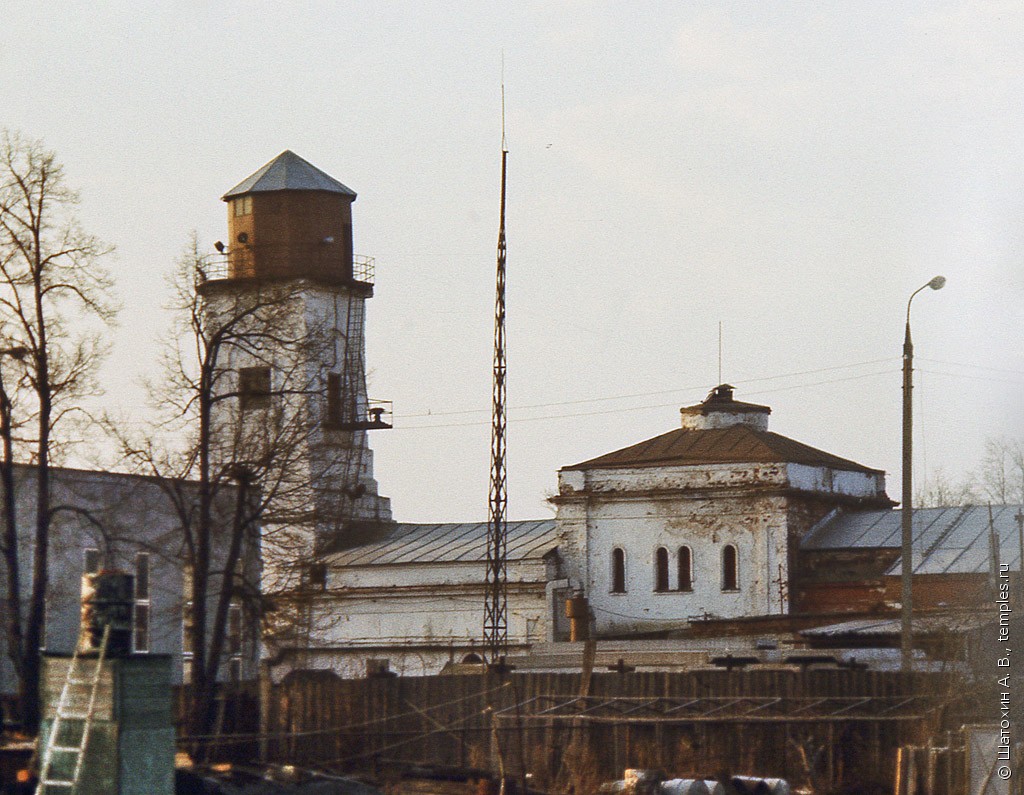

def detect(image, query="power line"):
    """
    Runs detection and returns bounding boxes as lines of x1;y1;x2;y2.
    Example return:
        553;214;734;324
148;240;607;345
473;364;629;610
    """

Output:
918;358;1024;377
395;357;899;419
392;368;898;430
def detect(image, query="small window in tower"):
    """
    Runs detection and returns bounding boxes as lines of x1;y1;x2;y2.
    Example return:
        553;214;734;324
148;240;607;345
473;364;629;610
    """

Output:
722;544;739;591
678;546;693;592
325;372;343;427
233;195;252;217
135;552;150;601
654;547;669;592
133;603;150;654
611;547;626;594
239;366;271;410
134;552;151;653
307;563;327;590
228;603;243;656
182;602;195;655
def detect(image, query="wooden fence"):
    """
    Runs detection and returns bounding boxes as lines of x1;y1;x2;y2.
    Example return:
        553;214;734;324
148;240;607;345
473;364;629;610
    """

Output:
248;668;959;792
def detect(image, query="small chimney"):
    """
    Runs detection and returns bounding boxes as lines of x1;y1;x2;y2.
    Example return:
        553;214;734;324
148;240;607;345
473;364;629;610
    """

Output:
680;384;771;431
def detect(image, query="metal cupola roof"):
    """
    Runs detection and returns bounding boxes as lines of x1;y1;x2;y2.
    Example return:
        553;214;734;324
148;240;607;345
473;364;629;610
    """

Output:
222;150;356;200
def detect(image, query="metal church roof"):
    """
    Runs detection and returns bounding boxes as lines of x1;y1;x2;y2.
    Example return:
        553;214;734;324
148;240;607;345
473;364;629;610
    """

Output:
323;519;558;566
222;150;356;199
566;424;881;473
801;504;1022;575
800;612;993;639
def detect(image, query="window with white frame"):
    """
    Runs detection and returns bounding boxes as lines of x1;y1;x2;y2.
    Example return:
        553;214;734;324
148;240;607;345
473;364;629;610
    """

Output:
233;195;253;217
228;603;243;682
182;601;194;655
134;552;150;653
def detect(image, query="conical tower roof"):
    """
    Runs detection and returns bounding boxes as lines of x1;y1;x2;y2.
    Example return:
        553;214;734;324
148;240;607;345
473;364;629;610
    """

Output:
222;150;356;199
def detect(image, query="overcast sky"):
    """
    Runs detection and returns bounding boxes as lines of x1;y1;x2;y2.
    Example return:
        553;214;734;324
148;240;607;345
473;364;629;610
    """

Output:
2;2;1022;522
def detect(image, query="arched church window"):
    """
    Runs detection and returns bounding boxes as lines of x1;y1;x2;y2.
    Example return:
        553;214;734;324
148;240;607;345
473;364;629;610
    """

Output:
678;546;693;592
722;544;739;591
654;547;669;592
611;547;626;593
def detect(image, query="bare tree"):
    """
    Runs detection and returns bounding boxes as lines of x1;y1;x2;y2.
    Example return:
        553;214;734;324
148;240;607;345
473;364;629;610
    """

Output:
977;436;1024;506
915;467;979;508
111;238;338;747
0;131;115;729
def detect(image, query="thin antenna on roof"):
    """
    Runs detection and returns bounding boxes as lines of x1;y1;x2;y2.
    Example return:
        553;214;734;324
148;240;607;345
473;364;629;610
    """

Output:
718;321;723;385
501;53;507;153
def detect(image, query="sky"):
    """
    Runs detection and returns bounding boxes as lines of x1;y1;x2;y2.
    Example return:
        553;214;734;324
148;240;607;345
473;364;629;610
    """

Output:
2;2;1022;522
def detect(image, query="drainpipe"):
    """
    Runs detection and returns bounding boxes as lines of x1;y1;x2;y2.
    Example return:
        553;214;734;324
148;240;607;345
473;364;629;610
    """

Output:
566;592;590;642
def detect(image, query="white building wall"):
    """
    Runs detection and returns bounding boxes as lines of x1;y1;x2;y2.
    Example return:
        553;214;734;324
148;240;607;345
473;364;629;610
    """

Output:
203;281;391;537
555;462;818;636
282;558;552;679
582;496;790;635
786;463;885;499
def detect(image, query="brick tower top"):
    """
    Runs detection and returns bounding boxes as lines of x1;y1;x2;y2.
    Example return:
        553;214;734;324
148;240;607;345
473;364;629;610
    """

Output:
217;150;365;286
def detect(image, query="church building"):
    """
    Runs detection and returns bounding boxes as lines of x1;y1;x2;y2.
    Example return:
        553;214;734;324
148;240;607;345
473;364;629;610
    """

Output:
552;385;893;637
206;152;1009;680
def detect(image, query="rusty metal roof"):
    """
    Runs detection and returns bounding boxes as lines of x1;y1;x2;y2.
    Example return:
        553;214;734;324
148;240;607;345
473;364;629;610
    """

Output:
680;384;771;416
323;519;558;566
223;150;356;199
801;504;1022;575
566;424;880;473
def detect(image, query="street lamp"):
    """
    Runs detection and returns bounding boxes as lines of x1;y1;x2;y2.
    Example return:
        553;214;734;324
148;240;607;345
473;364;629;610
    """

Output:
901;275;945;671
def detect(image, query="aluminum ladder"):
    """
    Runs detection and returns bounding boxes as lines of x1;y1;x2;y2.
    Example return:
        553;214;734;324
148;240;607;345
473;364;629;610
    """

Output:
36;623;111;793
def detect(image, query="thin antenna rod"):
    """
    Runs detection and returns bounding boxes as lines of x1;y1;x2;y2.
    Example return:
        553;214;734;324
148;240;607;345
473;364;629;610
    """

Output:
718;321;723;384
484;87;509;663
501;56;507;152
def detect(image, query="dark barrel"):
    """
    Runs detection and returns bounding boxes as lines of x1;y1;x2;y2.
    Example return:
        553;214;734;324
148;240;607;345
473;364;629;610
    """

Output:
80;571;134;657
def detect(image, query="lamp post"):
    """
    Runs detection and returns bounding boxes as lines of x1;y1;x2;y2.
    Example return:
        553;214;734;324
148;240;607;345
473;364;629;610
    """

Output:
901;276;945;671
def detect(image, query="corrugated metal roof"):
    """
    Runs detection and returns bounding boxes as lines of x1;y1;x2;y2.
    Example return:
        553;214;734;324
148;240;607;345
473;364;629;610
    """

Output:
801;504;1022;575
222;150;356;199
566;424;880;473
800;612;993;639
323;519;558;566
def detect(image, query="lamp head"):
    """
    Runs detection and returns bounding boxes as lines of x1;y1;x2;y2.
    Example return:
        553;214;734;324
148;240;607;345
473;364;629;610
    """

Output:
928;275;946;290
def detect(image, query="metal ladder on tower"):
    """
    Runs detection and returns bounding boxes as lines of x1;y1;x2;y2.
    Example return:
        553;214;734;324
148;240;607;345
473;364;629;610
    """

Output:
341;292;366;428
36;623;111;794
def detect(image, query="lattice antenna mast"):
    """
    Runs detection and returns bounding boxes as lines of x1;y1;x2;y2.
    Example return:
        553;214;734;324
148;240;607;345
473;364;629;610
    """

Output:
484;88;509;663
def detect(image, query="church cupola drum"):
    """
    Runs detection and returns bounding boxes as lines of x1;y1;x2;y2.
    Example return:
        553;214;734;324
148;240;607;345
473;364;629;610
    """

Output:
203;151;392;550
